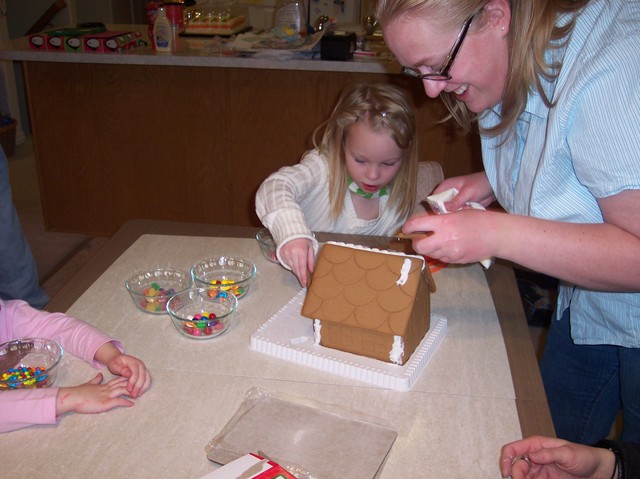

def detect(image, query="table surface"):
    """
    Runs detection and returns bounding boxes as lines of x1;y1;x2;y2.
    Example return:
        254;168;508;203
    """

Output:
0;220;554;478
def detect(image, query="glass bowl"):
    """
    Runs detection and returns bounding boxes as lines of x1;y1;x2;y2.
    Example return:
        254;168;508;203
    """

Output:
0;338;63;390
166;288;238;339
255;228;279;264
191;257;256;299
125;268;192;314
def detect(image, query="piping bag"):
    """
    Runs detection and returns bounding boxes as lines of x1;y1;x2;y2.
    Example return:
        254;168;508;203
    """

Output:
425;188;494;269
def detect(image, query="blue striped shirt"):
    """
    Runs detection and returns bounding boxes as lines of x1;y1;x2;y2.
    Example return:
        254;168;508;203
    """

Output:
480;0;640;347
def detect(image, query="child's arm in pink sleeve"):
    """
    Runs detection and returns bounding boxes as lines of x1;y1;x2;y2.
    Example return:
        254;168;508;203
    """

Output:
0;388;59;433
5;300;123;366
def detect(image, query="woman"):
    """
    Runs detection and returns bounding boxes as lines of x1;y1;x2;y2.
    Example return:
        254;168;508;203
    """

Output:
375;0;640;444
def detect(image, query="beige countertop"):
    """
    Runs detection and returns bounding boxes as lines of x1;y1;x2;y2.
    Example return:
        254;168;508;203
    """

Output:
0;232;523;478
0;24;399;74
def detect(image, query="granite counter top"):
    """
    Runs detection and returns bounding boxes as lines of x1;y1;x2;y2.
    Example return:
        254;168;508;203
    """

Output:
0;24;400;74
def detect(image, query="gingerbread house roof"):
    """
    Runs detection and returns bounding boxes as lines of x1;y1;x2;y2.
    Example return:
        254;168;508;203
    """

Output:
301;242;436;336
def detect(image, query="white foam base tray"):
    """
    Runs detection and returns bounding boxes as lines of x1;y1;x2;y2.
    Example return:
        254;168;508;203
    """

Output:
250;290;448;391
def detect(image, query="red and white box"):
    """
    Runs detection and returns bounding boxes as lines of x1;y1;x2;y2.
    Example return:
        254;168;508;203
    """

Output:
83;31;145;53
201;453;296;479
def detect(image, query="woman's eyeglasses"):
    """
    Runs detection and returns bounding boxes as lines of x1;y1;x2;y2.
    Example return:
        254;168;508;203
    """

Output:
402;14;474;82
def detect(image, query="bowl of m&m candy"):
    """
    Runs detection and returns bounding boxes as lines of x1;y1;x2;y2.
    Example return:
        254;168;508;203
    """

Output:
0;338;63;390
191;257;256;300
166;288;238;339
125;268;192;314
255;228;279;264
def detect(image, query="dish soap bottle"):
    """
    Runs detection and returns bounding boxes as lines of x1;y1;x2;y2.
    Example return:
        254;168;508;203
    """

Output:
154;5;173;52
274;0;307;36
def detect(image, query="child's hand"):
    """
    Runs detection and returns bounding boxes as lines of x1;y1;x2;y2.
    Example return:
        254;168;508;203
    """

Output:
105;354;152;398
95;342;152;398
280;238;315;287
56;373;135;416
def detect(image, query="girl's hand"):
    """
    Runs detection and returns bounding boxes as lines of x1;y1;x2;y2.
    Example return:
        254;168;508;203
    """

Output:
94;342;152;398
55;373;135;416
104;354;152;398
432;172;495;211
280;238;315;287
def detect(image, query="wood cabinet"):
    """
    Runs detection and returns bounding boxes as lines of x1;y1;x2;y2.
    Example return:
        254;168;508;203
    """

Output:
24;61;481;236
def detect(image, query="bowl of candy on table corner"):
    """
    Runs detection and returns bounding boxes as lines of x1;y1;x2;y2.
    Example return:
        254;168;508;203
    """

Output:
0;338;63;390
166;287;238;339
125;268;192;314
191;257;256;300
255;228;279;264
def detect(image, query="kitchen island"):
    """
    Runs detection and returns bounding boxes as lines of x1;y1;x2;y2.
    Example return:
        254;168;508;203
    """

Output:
0;26;482;236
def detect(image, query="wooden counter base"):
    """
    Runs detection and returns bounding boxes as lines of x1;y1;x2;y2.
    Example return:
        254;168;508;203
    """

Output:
25;61;482;236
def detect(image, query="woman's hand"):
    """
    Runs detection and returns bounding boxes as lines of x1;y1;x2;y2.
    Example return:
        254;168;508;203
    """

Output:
500;436;616;479
55;373;136;416
94;342;152;398
279;238;315;287
403;208;505;264
433;171;495;211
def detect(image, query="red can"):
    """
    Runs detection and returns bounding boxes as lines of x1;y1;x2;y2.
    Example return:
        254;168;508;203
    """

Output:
164;2;185;31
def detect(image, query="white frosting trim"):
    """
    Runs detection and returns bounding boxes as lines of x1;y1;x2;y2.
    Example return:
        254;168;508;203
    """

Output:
313;319;322;345
325;241;426;271
389;335;404;364
396;258;412;286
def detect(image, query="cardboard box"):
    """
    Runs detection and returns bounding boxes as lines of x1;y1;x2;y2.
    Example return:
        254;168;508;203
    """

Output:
28;26;105;51
200;453;296;479
28;33;49;50
28;29;146;53
83;31;145;53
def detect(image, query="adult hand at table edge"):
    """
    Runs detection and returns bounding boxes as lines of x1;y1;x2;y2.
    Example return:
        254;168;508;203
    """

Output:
500;435;616;479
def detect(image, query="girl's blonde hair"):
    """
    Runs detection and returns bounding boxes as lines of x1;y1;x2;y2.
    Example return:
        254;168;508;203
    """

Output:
312;82;419;220
375;0;589;136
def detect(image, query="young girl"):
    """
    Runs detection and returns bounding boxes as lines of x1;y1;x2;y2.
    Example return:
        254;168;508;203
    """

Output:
0;298;152;433
256;82;441;286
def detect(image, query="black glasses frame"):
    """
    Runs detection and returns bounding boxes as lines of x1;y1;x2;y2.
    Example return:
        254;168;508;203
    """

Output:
401;14;475;82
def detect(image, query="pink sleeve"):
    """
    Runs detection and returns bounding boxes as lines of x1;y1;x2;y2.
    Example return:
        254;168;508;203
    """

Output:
0;299;125;433
1;299;123;367
0;388;59;433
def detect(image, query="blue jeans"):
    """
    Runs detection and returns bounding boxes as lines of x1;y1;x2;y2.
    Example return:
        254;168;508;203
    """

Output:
0;146;49;309
540;307;640;443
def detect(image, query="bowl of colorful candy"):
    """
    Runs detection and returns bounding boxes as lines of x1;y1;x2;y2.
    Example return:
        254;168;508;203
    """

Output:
191;257;256;299
255;228;279;264
125;268;192;314
166;288;238;339
0;338;63;390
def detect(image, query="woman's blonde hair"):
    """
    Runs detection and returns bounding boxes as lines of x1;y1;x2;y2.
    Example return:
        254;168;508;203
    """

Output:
375;0;589;136
312;82;419;220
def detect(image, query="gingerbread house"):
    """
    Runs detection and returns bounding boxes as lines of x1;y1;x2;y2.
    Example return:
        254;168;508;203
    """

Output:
301;242;436;365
